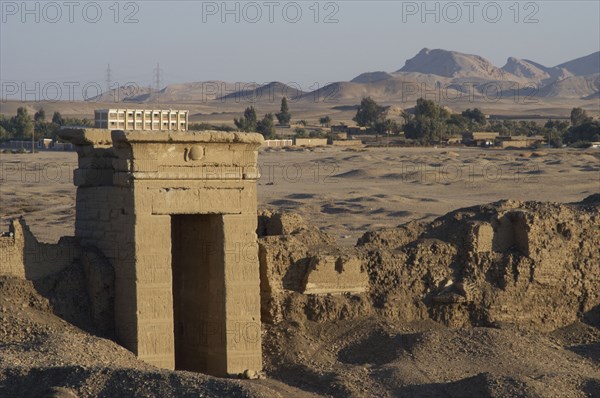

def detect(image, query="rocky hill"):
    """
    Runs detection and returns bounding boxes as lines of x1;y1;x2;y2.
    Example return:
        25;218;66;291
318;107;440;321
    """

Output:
500;57;570;84
218;81;305;102
538;74;600;98
397;48;509;80
86;49;600;104
557;51;600;77
350;71;395;84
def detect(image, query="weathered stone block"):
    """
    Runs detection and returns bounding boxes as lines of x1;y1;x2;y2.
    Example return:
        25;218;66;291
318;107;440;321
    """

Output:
467;221;494;253
302;255;368;295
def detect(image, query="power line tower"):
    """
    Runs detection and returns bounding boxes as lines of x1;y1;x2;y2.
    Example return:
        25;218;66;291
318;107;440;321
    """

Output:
153;63;162;92
106;64;112;92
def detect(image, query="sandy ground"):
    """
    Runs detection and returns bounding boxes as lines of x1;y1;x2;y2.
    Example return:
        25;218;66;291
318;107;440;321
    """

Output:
1;146;598;245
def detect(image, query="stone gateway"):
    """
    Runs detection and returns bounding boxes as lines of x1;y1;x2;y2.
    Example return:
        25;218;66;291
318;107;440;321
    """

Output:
60;128;264;377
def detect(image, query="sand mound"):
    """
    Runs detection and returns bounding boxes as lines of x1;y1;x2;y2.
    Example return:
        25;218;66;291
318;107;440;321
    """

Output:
381;173;406;180
333;169;379;179
263;317;600;397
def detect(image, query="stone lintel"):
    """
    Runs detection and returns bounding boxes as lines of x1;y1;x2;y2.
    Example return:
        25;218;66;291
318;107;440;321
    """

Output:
59;128;265;147
59;128;113;146
111;130;264;146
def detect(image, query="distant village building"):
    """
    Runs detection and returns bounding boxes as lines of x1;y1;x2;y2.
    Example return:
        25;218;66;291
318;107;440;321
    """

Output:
331;124;367;136
94;109;189;131
38;138;53;149
330;124;347;134
462;132;499;147
461;132;547;148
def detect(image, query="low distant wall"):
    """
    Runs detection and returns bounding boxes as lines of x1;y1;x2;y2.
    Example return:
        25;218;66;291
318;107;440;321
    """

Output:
263;139;293;147
0;141;74;151
500;140;537;148
51;142;75;151
331;140;363;147
294;138;328;147
1;141;35;151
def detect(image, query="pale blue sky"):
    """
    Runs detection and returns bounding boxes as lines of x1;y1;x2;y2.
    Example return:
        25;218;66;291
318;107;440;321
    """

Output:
1;0;599;96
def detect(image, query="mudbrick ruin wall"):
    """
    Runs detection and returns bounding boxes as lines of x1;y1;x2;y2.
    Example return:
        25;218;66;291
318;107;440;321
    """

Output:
258;196;600;331
0;218;79;280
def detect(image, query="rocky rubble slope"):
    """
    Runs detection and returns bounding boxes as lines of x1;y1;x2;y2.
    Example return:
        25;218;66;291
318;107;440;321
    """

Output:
0;278;290;398
263;317;600;397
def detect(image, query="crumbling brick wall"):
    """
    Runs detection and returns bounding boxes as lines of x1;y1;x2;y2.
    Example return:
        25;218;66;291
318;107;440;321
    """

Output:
0;218;79;280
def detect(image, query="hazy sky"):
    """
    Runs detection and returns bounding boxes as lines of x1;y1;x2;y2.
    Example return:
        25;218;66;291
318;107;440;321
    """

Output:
1;0;599;99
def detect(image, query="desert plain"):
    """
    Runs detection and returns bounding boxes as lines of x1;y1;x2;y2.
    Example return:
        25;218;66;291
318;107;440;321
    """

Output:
1;145;598;245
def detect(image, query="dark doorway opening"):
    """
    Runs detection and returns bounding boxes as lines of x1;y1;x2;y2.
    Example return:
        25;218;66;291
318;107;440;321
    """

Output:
171;214;225;374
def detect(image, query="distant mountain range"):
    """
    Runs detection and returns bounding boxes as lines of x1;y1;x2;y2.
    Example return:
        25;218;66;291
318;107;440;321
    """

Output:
90;48;600;103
